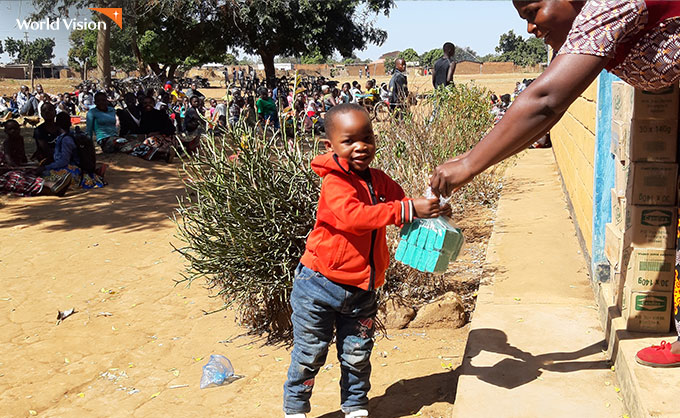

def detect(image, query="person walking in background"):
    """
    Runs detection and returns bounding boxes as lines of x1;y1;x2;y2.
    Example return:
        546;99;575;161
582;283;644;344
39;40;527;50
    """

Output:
388;58;409;119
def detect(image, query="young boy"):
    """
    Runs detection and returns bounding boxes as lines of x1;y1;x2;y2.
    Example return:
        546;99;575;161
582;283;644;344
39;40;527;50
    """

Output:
283;103;450;418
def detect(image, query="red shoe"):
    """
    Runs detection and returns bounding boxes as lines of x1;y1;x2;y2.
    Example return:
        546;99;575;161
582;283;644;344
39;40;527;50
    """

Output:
635;341;680;367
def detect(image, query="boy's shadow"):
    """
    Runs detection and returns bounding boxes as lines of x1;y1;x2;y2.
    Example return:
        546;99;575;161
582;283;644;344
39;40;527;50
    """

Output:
315;328;609;418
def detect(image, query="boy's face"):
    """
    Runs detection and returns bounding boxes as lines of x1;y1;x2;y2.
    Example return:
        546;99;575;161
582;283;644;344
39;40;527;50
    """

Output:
327;110;375;172
4;121;20;138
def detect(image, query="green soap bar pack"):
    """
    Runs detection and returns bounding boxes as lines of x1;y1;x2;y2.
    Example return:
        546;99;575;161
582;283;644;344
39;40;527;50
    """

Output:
395;217;464;273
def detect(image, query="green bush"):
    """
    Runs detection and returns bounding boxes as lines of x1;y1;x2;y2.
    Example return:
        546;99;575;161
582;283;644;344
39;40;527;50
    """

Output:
174;129;320;337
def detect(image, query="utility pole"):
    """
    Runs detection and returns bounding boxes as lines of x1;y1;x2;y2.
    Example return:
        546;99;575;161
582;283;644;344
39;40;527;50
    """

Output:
24;32;35;91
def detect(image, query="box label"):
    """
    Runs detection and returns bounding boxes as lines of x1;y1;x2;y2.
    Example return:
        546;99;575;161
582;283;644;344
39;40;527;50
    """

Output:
635;294;668;311
640;209;673;226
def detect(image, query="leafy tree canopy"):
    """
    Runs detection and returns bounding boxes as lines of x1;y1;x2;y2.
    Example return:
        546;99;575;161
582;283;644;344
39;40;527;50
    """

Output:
214;0;394;82
493;30;547;66
398;48;419;63
4;37;55;65
68;25;138;73
300;48;328;65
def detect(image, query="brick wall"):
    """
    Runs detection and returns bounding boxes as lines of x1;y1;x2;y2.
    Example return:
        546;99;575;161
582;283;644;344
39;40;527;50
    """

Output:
551;80;598;253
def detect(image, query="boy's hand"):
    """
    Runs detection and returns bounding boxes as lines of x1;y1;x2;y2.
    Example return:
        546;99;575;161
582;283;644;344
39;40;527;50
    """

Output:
440;203;452;217
412;198;441;219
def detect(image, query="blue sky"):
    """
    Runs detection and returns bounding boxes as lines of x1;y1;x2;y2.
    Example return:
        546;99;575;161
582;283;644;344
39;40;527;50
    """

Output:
0;0;531;65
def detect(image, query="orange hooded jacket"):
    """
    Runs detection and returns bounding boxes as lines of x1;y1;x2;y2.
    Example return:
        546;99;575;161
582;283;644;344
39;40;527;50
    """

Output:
300;152;415;291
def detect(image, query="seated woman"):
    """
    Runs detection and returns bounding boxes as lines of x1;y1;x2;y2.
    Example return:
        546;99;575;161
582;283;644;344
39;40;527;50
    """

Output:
129;96;177;162
42;112;106;190
32;102;60;164
86;91;121;153
116;92;143;138
1;120;71;197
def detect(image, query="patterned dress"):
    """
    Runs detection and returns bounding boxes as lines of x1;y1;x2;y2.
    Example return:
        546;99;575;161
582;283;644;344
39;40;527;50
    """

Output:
558;0;680;91
560;0;680;336
0;148;44;196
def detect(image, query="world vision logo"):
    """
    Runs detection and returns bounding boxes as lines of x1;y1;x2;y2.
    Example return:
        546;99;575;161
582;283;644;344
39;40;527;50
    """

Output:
89;8;123;29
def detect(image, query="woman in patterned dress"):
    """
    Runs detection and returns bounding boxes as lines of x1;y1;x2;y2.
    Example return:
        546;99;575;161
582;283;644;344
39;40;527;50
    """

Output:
429;0;680;367
1;120;72;197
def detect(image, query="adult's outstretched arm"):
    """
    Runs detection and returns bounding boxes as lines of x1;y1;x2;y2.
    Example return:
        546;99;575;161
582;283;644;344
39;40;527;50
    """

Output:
430;53;608;197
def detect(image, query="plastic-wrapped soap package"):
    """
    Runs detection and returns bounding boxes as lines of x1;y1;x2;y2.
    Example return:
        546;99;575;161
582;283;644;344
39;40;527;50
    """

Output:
394;188;464;273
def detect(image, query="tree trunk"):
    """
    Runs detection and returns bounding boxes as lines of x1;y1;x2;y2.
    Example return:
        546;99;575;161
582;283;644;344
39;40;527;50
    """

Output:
127;7;147;76
149;62;162;78
167;64;179;81
131;38;147;76
260;51;276;87
97;20;112;87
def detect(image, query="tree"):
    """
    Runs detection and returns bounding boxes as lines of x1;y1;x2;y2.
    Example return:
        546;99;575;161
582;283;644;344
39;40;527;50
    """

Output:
420;48;441;69
398;48;419;63
223;53;239;66
134;2;236;80
493;30;547;66
5;37;55;88
4;37;55;65
217;0;393;85
300;48;327;65
31;0;114;87
384;56;395;74
68;26;137;79
68;29;97;79
524;36;549;65
455;46;480;63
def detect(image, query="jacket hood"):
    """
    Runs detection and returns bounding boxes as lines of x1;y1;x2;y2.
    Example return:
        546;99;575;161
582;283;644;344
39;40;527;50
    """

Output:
311;152;352;178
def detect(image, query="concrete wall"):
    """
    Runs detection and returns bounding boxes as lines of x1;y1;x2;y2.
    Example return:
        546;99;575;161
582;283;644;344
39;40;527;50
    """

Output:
551;78;599;254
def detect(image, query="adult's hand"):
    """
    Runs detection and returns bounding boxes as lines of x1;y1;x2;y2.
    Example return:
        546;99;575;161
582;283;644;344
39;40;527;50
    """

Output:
430;155;475;197
430;53;607;197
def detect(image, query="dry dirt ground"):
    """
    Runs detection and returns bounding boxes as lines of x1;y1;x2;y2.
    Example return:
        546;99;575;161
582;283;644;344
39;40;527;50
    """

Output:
0;72;540;103
0;123;498;417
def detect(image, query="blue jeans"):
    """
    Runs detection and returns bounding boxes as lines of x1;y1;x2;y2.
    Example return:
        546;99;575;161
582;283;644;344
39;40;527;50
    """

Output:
263;112;280;130
283;264;378;414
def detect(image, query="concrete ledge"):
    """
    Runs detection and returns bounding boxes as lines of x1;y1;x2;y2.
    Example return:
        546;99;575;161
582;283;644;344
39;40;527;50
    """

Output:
594;279;680;418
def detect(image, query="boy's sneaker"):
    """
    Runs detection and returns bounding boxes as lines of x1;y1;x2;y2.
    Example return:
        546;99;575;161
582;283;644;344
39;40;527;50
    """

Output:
345;410;369;418
284;414;306;418
635;340;680;367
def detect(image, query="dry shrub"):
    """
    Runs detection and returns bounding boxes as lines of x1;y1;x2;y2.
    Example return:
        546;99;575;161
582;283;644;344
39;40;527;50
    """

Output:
373;83;503;301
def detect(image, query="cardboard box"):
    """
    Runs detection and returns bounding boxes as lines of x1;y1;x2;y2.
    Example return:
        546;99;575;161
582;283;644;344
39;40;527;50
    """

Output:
611;118;678;163
605;222;623;270
626;162;678;206
612;270;623;306
615;160;629;197
623;248;675;292
611;188;624;231
612;81;679;122
624;205;677;249
621;288;672;333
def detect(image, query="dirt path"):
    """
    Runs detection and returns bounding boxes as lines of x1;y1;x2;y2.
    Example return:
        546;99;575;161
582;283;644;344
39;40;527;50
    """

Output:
0;152;478;418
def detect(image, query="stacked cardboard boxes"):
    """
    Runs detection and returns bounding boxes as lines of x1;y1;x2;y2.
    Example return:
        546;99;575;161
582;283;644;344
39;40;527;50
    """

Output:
606;82;679;333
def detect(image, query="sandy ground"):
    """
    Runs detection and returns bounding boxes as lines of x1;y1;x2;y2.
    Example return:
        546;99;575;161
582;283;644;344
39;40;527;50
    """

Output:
0;137;490;417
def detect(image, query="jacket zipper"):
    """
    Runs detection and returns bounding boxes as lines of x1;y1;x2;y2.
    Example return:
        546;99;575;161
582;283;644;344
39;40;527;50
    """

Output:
365;177;378;291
